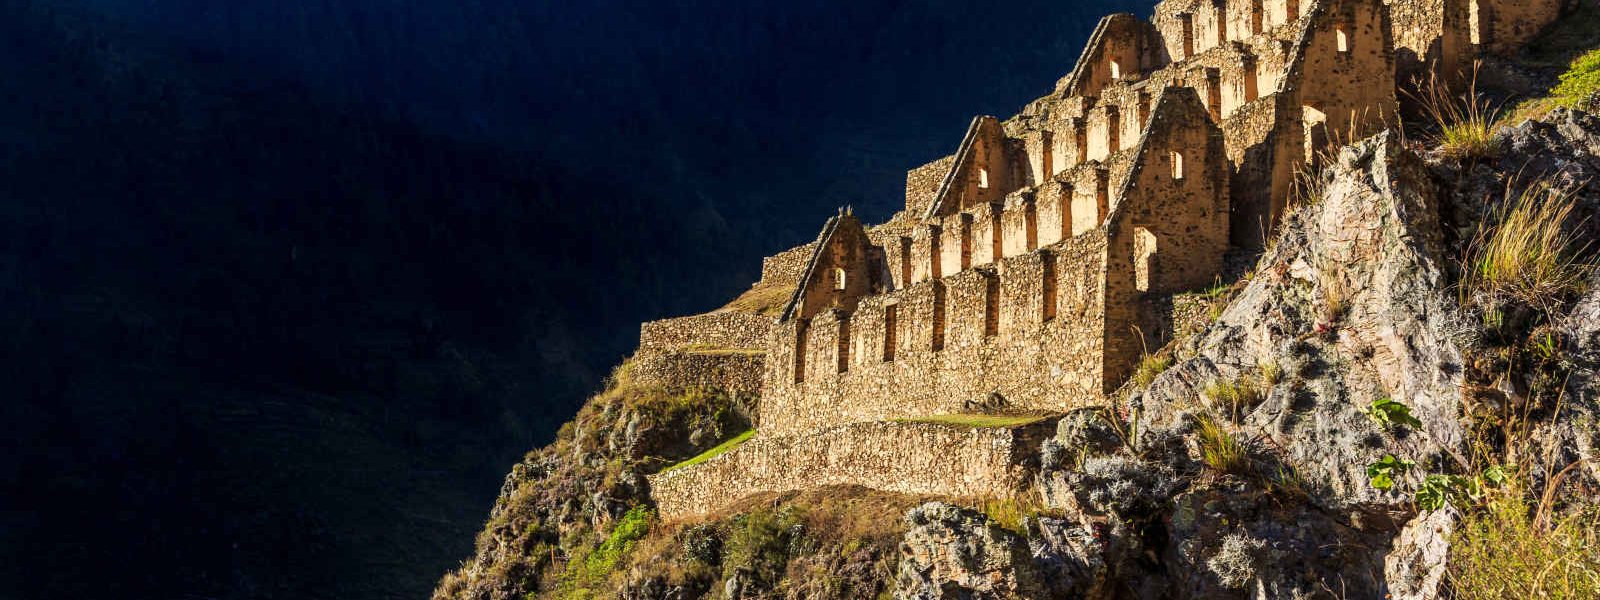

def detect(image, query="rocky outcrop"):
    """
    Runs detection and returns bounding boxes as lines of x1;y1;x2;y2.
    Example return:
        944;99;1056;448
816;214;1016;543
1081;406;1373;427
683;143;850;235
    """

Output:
1138;131;1470;515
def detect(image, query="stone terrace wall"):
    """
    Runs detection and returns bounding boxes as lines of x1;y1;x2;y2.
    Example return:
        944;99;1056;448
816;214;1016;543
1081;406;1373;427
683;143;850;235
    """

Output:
761;232;1109;436
628;350;765;397
638;312;775;352
647;419;1055;518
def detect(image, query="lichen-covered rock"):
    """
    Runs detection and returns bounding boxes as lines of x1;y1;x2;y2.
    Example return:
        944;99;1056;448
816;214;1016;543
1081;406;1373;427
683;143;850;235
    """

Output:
895;503;1046;600
1137;131;1470;518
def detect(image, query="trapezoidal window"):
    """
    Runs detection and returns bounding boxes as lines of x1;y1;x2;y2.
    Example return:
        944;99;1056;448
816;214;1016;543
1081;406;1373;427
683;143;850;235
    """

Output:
1107;107;1122;153
977;168;990;189
793;320;808;384
931;284;947;351
1172;152;1185;180
1109;59;1122;81
1179;14;1195;58
1336;24;1351;53
883;304;898;362
1242;58;1259;102
983;275;1000;338
836;316;851;373
1041;252;1058;322
1134;227;1159;292
899;237;913;286
832;267;847;291
1469;0;1484;46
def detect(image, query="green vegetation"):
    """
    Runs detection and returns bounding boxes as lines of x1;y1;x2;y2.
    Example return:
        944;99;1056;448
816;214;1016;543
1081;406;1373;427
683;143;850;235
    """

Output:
1366;397;1423;431
1364;454;1413;491
662;429;755;472
1202;375;1265;422
1450;483;1600;600
1549;49;1600;108
1409;64;1502;159
1194;413;1250;477
1512;45;1600;121
1132;354;1175;389
584;506;655;579
1464;181;1592;312
902;414;1053;428
962;494;1057;536
1259;362;1283;387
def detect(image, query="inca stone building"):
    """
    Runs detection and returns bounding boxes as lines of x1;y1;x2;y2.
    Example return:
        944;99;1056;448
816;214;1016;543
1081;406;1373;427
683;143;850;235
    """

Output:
635;0;1564;517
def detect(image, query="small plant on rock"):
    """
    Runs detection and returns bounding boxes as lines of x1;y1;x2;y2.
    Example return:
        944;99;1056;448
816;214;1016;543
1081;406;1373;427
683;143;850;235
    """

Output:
1203;376;1264;423
1365;454;1414;491
1366;397;1423;431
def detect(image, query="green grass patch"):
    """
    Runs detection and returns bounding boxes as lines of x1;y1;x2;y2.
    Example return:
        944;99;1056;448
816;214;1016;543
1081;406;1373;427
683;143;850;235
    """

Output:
661;428;754;472
1510;30;1600;122
1195;413;1250;477
900;414;1053;428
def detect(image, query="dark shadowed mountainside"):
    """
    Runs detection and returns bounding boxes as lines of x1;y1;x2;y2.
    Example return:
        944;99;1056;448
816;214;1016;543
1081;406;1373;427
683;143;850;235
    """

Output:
0;0;1143;597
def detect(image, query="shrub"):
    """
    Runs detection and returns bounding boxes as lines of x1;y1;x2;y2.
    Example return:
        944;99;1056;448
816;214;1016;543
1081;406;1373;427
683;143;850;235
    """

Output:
1464;180;1592;312
1365;454;1413;491
1206;532;1267;589
584;506;654;578
1513;47;1600;119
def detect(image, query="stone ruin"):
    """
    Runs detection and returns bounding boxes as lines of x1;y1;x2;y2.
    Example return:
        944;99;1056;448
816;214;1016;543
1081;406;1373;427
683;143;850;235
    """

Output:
634;0;1566;517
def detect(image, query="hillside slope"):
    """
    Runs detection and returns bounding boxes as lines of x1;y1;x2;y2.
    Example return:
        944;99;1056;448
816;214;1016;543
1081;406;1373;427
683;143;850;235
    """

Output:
435;100;1600;599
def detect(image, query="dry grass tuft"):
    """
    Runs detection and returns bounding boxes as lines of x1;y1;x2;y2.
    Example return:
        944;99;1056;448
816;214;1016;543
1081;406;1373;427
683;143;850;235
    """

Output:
1464;180;1593;312
1409;63;1503;160
1203;375;1265;423
1194;413;1250;477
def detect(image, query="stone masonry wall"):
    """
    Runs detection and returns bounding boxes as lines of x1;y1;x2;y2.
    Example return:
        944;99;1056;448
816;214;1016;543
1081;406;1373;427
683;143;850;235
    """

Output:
647;419;1055;518
760;243;819;289
628;350;765;397
638;312;776;352
761;232;1109;436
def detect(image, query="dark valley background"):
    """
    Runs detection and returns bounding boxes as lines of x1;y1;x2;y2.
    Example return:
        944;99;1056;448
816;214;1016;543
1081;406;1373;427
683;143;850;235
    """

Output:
0;0;1141;597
